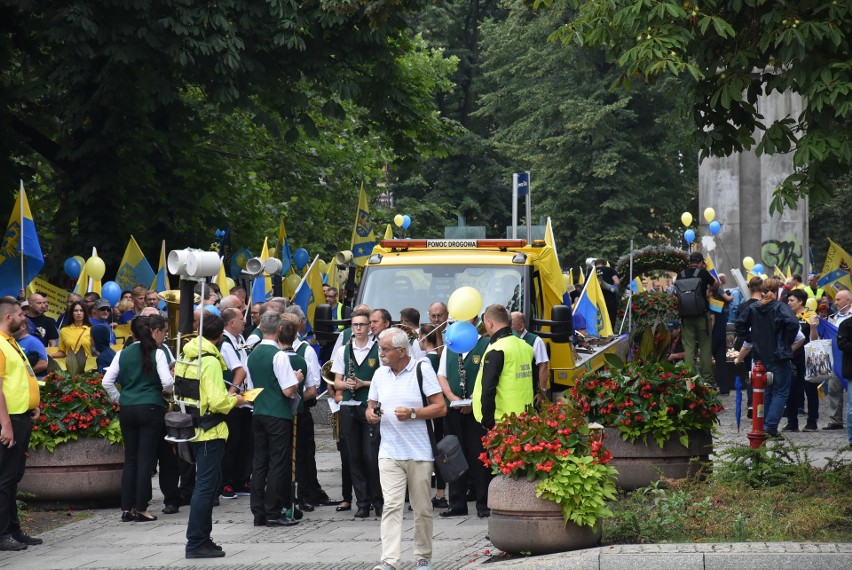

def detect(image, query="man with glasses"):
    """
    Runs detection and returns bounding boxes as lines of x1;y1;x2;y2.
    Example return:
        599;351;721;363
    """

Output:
89;300;116;345
814;290;852;430
332;308;382;518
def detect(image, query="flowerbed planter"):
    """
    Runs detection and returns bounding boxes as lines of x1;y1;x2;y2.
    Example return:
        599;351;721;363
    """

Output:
19;437;124;502
488;476;601;555
605;428;712;491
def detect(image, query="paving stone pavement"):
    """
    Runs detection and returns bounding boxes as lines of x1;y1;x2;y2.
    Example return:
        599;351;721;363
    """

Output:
5;392;849;569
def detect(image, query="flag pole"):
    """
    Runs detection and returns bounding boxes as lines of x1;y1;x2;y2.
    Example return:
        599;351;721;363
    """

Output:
19;180;25;295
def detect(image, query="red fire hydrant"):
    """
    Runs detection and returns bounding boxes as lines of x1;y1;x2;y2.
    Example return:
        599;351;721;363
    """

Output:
747;361;768;448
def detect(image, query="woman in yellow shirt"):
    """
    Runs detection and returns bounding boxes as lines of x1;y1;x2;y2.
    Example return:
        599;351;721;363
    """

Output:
55;301;92;358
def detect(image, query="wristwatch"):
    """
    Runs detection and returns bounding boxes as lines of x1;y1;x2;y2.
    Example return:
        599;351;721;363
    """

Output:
410;408;417;419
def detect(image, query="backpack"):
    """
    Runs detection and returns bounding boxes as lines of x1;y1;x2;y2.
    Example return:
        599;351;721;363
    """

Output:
674;268;708;317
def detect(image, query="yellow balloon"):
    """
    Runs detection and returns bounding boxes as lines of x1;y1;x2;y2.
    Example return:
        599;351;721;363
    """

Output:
760;273;768;280
681;212;693;227
742;256;755;271
85;256;106;280
805;298;818;311
73;255;85;268
703;207;716;223
283;274;301;298
225;278;236;291
317;260;327;274
447;286;483;321
393;214;404;227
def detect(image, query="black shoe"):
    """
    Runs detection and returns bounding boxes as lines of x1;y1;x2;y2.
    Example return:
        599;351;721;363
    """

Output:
354;507;371;518
317;498;342;507
439;508;469;518
254;515;267;527
374;506;383;517
0;534;27;551
162;504;180;515
205;538;223;551
477;509;491;518
431;496;448;509
765;428;781;438
782;424;799;432
823;423;844;430
802;423;818;432
134;512;158;522
266;517;299;527
186;543;226;558
121;511;134;522
465;490;476;502
335;503;352;512
298;500;315;512
12;530;43;546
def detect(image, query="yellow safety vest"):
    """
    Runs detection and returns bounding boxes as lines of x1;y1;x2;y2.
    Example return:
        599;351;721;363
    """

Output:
0;332;40;413
805;286;824;299
473;334;534;423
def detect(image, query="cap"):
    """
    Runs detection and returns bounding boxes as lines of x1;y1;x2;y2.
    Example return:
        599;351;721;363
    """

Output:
93;299;112;310
21;301;29;308
689;252;705;264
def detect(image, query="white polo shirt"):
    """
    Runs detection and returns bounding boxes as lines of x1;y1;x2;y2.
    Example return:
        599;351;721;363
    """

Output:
368;357;441;462
330;338;376;376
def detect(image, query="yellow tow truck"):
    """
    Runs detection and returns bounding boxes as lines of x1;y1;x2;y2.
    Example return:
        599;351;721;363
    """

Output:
346;238;627;390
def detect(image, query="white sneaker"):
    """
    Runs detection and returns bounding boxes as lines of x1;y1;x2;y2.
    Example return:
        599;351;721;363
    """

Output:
371;562;396;570
415;559;432;570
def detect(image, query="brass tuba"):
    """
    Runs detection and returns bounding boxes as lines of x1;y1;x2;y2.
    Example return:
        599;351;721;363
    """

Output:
321;360;336;386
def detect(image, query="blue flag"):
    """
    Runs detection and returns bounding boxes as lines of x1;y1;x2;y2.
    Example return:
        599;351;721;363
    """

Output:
572;269;613;337
0;183;44;297
816;318;848;389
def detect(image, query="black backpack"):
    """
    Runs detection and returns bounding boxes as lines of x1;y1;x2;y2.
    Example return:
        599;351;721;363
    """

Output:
674;268;708;317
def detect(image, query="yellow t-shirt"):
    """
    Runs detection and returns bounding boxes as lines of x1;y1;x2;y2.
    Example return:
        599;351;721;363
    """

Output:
59;325;92;358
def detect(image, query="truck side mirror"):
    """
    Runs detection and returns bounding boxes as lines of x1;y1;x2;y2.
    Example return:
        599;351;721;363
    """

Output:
551;304;573;343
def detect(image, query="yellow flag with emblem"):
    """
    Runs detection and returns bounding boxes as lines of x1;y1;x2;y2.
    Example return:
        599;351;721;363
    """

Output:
350;183;376;267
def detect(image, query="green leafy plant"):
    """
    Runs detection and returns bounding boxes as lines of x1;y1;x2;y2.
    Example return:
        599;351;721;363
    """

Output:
30;371;122;452
571;358;723;447
614;245;688;292
480;401;618;527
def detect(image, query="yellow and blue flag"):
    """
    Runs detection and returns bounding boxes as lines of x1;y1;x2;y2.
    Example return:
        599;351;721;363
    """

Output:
0;182;44;297
629;277;645;293
73;247;103;295
292;255;326;335
383;223;393;240
538;217;567;311
350;183;376;266
818;238;852;295
572;268;613;338
278;218;292;274
151;241;168;292
115;235;155;291
250;238;272;304
215;258;229;294
704;253;719;282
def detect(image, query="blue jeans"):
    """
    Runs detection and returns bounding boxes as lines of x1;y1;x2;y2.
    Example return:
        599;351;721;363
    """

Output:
847;390;852;445
763;360;792;431
186;439;225;552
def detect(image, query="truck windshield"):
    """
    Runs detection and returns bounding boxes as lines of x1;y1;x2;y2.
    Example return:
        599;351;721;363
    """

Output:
357;265;526;320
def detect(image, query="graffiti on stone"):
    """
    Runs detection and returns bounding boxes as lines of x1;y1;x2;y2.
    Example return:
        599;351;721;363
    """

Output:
761;235;803;275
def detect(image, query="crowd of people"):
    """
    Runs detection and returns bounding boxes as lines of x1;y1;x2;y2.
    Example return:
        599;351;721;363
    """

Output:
2;282;548;570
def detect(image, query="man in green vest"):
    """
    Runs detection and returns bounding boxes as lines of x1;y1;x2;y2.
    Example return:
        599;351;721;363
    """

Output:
0;297;42;551
437;316;492;518
332;308;382;518
247;310;302;528
511;311;550;404
472;304;535;430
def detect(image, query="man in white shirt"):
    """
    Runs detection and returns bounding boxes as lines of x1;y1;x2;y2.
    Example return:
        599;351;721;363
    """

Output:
365;328;446;570
219;308;253;499
510;311;550;403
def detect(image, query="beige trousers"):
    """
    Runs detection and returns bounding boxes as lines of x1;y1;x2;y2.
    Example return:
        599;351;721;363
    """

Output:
378;458;433;568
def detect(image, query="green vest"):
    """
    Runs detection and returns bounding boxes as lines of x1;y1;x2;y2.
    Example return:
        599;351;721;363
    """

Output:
342;342;379;404
331;302;345;330
0;334;39;414
285;348;308;413
116;343;166;408
247;343;293;420
472;334;534;422
516;330;539;349
426;352;439;373
805;286;825;299
445;336;490;399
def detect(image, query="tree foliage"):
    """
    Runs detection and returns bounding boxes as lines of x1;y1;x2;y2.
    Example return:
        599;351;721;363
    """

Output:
541;0;851;213
0;0;457;274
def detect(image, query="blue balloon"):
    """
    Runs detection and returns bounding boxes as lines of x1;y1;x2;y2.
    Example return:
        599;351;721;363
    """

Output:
101;281;122;306
752;263;764;275
444;321;478;354
64;257;82;279
294;248;309;270
402;215;411;230
709;220;721;235
684;229;695;244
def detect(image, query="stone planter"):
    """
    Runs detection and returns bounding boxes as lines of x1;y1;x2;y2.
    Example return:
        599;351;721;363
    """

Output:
19;438;124;502
604;428;712;491
487;476;602;555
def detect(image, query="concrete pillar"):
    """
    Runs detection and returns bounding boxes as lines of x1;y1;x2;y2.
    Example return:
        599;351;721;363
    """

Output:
698;90;808;280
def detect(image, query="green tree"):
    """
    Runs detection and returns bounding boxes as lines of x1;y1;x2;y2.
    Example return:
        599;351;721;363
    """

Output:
476;3;698;267
544;0;852;213
0;0;457;273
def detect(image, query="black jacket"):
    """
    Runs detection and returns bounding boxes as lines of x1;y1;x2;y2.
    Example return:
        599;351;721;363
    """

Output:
836;317;852;379
735;300;800;362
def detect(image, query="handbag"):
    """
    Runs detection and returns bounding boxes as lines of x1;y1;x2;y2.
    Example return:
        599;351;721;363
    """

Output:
804;339;836;384
415;362;468;483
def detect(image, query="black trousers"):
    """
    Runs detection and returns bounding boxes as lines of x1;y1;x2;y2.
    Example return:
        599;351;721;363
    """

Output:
119;405;165;511
337;438;353;503
341;405;381;510
0;413;32;536
157;427;181;507
221;406;254;489
295;410;326;503
250;415;293;518
443;408;492;514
